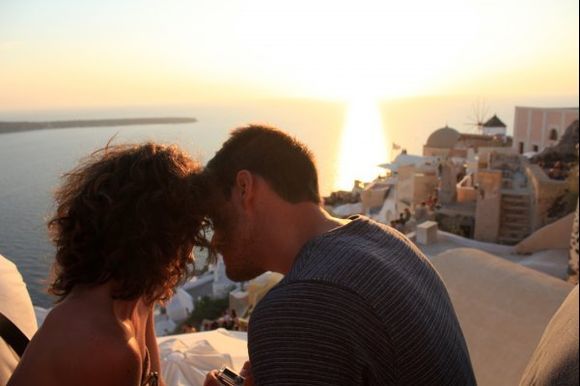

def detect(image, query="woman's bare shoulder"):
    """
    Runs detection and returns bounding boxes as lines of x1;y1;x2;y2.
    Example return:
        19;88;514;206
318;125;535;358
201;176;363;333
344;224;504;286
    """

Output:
9;304;142;386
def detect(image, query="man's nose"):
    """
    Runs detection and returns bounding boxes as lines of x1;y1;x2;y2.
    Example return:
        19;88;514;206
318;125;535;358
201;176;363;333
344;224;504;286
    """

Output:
210;232;221;249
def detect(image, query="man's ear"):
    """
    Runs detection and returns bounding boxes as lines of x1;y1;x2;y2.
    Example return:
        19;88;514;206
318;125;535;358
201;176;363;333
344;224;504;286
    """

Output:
234;170;254;207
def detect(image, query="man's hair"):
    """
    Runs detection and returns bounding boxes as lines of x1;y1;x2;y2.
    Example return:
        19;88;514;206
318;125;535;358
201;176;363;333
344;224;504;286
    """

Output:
48;143;210;303
206;124;320;204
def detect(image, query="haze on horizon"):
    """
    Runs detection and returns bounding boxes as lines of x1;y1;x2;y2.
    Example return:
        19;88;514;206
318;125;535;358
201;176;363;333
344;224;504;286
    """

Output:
0;0;578;111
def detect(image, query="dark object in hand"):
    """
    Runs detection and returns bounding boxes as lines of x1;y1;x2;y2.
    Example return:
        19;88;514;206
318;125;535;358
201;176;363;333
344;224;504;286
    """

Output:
217;366;245;386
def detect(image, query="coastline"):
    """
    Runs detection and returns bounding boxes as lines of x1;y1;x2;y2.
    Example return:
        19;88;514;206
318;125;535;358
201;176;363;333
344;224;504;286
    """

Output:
0;117;197;135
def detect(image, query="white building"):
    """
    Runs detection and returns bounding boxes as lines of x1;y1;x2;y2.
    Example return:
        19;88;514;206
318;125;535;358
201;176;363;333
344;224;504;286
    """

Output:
481;114;507;136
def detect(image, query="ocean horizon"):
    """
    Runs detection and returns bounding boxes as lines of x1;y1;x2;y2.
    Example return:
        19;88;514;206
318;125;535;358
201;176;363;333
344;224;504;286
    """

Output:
1;94;578;307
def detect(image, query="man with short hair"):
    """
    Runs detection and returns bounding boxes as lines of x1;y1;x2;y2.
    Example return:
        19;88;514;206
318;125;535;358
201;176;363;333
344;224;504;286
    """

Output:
204;125;476;385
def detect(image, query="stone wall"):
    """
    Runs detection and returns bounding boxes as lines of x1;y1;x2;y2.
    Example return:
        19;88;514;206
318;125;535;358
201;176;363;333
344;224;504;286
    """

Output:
413;173;438;206
397;165;415;207
457;174;477;203
474;170;503;242
515;212;575;254
478;147;517;169
457;186;477;203
525;164;570;231
438;161;459;205
397;165;438;208
423;146;451;158
569;200;579;284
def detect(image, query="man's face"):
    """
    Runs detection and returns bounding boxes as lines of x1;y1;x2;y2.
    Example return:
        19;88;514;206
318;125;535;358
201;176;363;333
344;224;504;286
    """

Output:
209;189;265;282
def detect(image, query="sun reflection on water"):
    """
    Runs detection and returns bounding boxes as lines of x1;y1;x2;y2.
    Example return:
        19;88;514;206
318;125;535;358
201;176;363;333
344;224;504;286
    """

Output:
335;98;390;191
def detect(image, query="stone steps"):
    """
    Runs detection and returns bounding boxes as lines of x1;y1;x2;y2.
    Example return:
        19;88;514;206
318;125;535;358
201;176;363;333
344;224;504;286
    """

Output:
501;213;528;220
498;193;531;245
501;222;530;231
502;208;529;217
502;200;530;206
502;197;530;204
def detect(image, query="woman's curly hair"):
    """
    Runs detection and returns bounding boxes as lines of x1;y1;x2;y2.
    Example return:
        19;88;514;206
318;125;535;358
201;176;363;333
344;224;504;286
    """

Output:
48;142;210;304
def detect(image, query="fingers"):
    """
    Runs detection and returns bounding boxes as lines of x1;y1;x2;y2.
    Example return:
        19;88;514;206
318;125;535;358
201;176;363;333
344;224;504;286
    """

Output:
240;361;252;377
204;369;221;386
241;361;254;386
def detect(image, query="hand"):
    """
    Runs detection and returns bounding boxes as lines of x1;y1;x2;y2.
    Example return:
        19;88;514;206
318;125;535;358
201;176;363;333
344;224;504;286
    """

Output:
203;362;254;386
203;369;221;386
240;361;254;386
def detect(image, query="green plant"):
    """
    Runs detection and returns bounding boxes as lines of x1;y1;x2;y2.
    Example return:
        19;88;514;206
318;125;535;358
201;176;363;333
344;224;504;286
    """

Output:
179;295;230;331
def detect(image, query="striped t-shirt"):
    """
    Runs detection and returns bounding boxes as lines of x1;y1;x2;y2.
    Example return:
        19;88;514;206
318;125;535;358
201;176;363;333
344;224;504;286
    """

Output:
248;215;476;385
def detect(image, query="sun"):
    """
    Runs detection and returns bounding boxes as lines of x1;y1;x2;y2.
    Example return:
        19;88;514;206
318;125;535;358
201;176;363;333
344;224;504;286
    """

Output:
335;97;390;190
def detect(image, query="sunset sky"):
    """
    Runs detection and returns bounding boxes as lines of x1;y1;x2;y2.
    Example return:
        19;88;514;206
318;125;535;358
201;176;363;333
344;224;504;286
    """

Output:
1;0;578;110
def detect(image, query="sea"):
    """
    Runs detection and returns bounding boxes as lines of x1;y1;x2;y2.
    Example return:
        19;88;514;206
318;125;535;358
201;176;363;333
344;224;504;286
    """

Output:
1;95;576;307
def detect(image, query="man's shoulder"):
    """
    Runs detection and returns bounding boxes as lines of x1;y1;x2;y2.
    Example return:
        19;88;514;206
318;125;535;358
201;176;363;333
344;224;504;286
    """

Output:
249;280;386;343
309;215;418;258
284;216;452;322
290;216;430;284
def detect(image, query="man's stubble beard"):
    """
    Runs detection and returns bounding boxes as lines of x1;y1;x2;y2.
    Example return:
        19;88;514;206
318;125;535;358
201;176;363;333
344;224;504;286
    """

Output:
225;212;265;282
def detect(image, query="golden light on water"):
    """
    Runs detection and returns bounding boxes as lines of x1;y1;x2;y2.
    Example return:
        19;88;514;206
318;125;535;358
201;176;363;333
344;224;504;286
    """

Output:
335;98;390;190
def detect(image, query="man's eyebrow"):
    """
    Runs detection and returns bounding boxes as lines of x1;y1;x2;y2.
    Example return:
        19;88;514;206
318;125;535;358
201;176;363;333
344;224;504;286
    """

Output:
208;210;223;224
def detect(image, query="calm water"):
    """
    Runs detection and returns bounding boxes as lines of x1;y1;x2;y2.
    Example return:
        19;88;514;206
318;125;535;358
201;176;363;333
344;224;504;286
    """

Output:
1;95;576;307
0;100;349;307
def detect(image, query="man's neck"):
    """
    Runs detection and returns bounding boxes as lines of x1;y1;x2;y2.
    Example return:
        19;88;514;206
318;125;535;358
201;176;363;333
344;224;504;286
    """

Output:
303;205;349;237
263;203;349;274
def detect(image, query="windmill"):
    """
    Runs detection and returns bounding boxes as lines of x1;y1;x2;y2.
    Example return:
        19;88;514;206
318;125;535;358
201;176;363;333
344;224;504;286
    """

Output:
464;97;490;134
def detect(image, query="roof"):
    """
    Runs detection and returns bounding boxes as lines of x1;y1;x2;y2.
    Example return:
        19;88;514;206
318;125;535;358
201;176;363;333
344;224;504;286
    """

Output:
459;133;495;141
483;114;507;128
378;153;438;172
425;126;461;148
430;247;573;386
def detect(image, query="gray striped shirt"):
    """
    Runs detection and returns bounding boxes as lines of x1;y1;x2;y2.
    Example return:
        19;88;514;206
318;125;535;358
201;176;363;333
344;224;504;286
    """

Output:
248;216;476;385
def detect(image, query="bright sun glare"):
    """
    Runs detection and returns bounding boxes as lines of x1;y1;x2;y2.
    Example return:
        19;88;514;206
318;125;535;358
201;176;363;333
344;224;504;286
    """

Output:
335;98;390;190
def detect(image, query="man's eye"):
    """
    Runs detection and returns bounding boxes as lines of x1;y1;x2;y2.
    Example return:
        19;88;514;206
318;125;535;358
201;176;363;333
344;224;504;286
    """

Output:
210;215;223;229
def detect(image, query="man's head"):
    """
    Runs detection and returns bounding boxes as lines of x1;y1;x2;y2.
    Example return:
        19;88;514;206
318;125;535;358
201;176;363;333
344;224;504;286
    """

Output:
204;124;321;281
206;124;320;205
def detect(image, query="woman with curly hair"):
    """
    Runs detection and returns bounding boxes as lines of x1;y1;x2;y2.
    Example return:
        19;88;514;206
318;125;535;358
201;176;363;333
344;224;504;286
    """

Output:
8;142;209;386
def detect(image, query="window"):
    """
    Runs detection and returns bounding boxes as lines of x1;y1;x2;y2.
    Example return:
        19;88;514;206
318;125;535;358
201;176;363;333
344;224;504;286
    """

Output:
519;142;524;154
549;128;558;141
533;145;539;152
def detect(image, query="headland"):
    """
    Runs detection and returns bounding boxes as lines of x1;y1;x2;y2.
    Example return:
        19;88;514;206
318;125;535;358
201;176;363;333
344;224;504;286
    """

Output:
0;117;197;135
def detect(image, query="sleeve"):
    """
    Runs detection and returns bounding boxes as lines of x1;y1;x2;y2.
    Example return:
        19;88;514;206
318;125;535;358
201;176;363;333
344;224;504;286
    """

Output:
247;280;385;386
